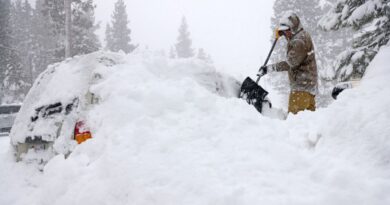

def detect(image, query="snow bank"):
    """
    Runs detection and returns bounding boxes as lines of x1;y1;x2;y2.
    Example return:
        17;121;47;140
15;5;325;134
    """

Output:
1;47;390;205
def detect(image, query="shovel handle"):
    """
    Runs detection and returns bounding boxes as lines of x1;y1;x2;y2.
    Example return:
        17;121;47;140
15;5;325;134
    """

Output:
256;73;265;84
255;37;279;83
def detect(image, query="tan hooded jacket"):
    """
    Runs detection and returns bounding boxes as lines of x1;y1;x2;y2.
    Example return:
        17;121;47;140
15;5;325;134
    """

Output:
271;13;318;95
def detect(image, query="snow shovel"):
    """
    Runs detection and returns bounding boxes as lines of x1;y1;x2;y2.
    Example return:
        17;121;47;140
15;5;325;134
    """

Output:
239;38;279;113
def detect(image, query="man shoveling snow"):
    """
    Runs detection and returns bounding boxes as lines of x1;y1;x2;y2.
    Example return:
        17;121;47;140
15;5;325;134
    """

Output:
258;12;318;115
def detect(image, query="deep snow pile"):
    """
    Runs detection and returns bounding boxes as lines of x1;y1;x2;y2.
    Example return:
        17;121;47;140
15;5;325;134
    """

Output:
9;50;240;161
1;47;390;205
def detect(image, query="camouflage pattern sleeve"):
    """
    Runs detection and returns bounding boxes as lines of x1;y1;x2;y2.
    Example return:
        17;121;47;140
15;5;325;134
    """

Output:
272;61;289;72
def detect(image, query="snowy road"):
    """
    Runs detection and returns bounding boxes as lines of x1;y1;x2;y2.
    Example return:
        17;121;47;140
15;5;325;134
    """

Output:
0;136;9;154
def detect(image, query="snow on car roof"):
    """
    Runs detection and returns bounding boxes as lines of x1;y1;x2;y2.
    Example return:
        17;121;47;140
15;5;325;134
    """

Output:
9;50;238;145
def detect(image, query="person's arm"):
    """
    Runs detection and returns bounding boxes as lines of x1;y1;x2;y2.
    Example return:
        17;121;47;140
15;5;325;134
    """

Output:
271;39;307;72
271;61;289;72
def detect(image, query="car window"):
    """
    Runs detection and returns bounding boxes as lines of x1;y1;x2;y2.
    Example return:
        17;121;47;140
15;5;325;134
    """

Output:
31;98;79;122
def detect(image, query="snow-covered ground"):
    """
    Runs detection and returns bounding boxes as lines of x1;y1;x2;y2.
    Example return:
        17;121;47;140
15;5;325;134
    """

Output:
0;137;9;154
1;46;390;205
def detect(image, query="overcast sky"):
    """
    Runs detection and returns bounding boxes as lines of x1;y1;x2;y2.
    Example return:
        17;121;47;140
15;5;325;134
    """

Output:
27;0;275;77
94;0;276;77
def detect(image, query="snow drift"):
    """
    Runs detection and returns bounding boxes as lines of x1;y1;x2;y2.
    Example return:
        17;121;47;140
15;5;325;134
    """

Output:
1;47;390;205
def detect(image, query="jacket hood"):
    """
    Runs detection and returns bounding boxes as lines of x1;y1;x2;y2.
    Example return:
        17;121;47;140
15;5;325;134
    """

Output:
279;12;303;34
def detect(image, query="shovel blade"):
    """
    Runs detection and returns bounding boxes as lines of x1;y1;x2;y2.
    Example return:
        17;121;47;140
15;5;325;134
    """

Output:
239;77;269;106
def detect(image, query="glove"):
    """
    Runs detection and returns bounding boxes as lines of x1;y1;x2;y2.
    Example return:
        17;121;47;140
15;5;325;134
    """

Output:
275;28;282;39
257;65;268;77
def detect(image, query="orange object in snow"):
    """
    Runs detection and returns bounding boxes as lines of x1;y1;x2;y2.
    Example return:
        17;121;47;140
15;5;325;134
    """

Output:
74;121;92;144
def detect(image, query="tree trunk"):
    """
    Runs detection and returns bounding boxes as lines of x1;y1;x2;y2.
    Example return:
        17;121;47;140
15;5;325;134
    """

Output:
65;0;72;58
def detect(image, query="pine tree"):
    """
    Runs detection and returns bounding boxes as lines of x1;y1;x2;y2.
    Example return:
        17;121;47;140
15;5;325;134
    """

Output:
197;48;213;64
30;0;58;79
106;0;136;53
105;23;114;51
320;0;390;81
41;0;66;62
41;0;100;61
0;0;26;103
11;0;34;85
1;0;100;103
175;17;194;58
71;0;101;56
64;0;71;58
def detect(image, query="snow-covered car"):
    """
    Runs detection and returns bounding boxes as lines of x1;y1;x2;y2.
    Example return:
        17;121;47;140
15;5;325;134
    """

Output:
0;104;21;137
9;53;114;165
10;51;240;166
